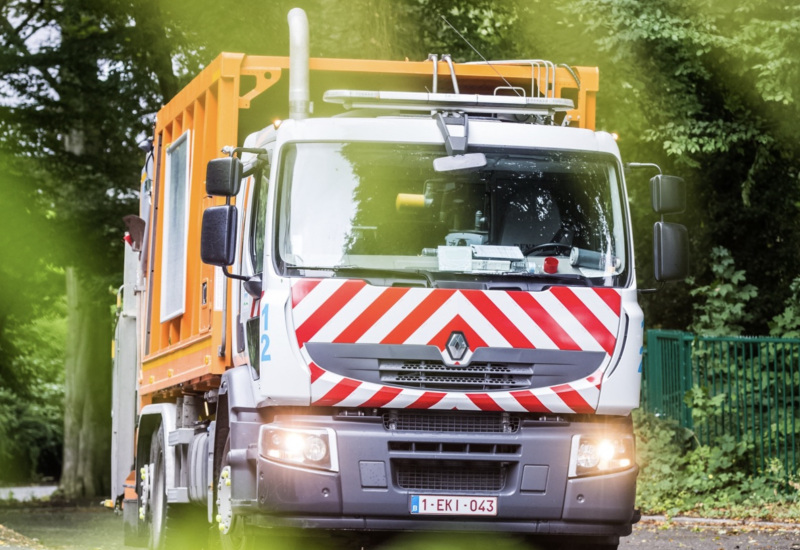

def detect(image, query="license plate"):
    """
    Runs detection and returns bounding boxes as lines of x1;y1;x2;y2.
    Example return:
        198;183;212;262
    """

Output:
410;495;497;516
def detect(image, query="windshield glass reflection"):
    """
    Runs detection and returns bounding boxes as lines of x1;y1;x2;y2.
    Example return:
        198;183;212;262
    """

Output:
277;142;627;287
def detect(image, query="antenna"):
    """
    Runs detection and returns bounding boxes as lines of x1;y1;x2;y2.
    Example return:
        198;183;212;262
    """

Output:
440;15;522;97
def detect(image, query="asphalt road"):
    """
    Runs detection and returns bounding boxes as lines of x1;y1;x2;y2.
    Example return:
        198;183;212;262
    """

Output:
0;506;798;550
624;519;800;549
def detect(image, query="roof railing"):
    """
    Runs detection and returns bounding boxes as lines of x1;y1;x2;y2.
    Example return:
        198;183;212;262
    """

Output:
323;89;574;119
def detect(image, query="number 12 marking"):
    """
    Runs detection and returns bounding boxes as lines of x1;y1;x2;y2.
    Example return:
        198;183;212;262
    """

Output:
260;302;271;362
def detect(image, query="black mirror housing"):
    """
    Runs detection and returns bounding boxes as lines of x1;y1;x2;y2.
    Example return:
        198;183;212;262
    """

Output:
243;274;263;298
201;205;238;266
651;174;685;214
654;221;689;282
206;157;243;197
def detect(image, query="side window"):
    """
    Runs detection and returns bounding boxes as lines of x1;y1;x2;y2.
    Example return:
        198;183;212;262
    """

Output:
160;130;191;322
245;166;269;366
249;166;269;274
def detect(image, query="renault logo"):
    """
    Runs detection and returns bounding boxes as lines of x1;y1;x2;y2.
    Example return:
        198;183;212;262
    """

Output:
446;332;469;361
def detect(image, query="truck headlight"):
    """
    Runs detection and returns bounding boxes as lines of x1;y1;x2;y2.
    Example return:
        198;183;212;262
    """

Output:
568;435;634;477
259;426;338;472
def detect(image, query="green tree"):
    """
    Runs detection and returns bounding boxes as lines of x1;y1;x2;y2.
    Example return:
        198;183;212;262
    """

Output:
557;0;800;332
0;0;181;495
3;0;800;492
0;152;64;482
688;247;758;336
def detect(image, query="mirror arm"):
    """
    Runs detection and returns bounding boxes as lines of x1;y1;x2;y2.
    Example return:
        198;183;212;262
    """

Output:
223;146;268;157
243;158;269;179
222;265;250;282
625;162;662;174
637;283;665;294
435;112;469;155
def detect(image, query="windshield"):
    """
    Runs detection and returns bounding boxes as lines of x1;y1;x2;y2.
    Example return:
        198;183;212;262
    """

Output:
276;142;628;287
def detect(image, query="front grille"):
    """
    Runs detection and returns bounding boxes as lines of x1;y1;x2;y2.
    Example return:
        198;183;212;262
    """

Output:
379;360;532;390
394;460;508;492
383;411;520;433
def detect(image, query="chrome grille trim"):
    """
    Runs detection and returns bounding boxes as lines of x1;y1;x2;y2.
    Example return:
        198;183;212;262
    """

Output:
379;360;533;390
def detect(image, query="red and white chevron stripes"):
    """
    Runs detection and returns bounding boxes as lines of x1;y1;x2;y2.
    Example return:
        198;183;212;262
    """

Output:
291;278;623;414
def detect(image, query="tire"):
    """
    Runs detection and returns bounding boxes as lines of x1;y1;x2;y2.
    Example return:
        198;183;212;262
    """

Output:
215;437;262;550
214;436;345;550
149;424;208;550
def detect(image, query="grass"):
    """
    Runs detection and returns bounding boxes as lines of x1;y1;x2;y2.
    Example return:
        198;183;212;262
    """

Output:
0;505;125;550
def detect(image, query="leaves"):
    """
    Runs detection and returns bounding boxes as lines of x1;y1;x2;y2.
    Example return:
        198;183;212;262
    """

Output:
635;410;800;519
2;0;800;487
689;247;759;335
558;0;800;333
769;276;800;338
0;310;65;482
0;0;176;486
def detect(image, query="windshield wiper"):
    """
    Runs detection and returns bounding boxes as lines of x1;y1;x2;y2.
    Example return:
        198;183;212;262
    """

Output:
285;264;434;288
500;272;594;287
286;264;600;289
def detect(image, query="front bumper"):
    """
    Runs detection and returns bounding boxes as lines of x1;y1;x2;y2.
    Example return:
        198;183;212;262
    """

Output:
247;413;637;536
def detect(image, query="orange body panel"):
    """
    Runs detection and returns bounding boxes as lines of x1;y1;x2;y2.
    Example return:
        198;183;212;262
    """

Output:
138;53;599;402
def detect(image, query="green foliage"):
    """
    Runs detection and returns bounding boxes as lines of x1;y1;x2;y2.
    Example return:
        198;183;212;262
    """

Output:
769;276;800;338
645;327;800;502
633;411;691;513
0;310;66;483
1;0;800;495
634;409;800;519
1;0;175;487
0;149;66;483
688;247;758;335
683;385;726;434
692;338;800;477
561;0;800;333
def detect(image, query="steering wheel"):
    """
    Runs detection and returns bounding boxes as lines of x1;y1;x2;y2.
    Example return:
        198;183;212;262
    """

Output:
524;242;573;256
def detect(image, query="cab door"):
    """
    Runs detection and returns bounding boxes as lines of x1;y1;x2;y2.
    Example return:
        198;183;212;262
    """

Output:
232;161;270;367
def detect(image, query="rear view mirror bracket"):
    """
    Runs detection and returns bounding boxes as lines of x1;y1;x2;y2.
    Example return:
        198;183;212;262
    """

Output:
202;146;269;282
206;146;268;198
435;112;469;156
627;162;690;285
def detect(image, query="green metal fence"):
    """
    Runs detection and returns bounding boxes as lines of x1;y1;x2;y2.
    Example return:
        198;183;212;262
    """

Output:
642;330;800;477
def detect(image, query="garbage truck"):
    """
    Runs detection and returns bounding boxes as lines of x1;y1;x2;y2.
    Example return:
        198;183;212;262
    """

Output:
111;7;688;549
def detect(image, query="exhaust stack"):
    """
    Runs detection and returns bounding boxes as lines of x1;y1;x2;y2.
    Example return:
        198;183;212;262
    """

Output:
288;8;310;120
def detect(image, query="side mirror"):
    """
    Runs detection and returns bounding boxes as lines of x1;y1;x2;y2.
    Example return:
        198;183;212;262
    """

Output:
654;221;689;282
651;175;685;214
201;205;238;266
206;157;243;197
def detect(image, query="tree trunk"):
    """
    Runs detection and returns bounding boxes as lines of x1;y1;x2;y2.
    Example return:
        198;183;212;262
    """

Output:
60;267;112;498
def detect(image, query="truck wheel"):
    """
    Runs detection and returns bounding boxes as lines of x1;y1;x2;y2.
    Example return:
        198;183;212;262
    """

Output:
214;437;342;550
149;425;208;550
216;438;260;550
